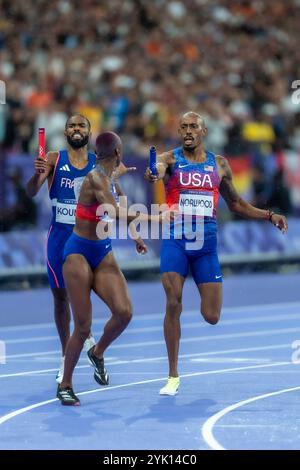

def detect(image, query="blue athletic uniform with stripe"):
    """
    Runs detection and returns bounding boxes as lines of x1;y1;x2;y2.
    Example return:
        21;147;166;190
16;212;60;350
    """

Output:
160;147;222;284
47;150;96;288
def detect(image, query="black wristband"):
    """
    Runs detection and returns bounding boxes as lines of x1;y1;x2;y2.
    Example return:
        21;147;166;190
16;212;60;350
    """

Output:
267;209;275;222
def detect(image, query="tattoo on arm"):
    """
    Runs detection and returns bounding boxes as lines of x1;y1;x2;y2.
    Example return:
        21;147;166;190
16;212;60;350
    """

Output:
219;158;241;207
156;151;175;180
158;151;174;168
218;156;272;220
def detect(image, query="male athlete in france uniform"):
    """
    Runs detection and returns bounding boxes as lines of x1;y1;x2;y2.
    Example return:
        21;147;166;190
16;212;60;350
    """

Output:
27;115;96;382
27;115;135;382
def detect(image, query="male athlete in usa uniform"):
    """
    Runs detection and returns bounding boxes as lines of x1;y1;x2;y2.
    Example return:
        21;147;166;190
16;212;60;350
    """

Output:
145;111;288;396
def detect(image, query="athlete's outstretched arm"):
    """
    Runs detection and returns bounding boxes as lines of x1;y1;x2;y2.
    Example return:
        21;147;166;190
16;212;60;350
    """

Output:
90;173;172;226
218;156;288;232
90;173;144;222
26;151;57;197
144;151;174;182
112;162;137;179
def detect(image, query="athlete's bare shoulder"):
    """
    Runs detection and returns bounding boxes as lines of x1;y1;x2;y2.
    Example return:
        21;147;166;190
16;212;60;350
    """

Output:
86;169;100;187
88;168;110;190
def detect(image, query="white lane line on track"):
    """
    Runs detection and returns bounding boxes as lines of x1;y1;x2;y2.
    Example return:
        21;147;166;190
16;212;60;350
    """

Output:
4;339;294;361
0;361;289;427
201;385;300;450
1;301;300;333
4;311;300;345
1;341;294;378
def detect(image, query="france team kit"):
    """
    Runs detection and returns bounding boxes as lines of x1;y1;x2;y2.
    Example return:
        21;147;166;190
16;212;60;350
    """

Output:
47;150;96;288
160;147;223;284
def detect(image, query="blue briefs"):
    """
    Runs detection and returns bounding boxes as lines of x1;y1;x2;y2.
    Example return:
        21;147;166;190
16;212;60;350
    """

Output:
63;232;112;271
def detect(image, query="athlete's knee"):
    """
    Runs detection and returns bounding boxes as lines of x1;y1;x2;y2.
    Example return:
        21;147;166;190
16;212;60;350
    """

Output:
78;330;90;342
202;310;220;325
166;296;182;314
74;321;91;342
206;315;220;325
114;304;132;325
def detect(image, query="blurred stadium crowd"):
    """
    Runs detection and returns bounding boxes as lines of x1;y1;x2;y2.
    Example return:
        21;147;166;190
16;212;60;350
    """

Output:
0;0;300;231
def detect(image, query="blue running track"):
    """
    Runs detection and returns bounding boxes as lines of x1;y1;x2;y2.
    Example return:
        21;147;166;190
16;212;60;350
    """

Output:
1;272;300;450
